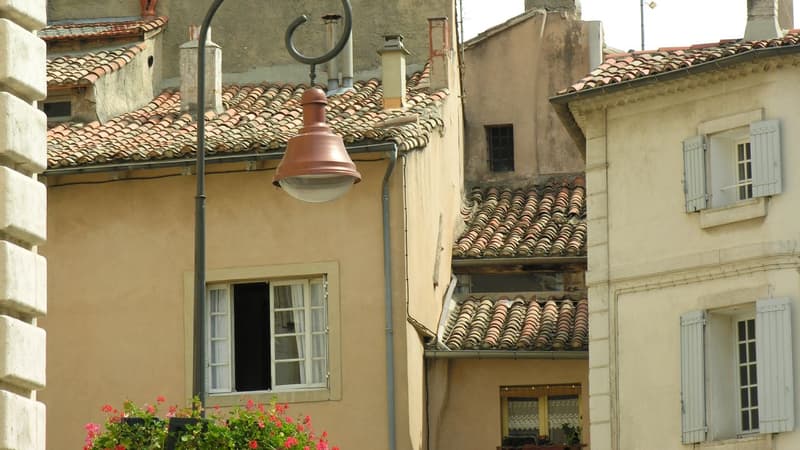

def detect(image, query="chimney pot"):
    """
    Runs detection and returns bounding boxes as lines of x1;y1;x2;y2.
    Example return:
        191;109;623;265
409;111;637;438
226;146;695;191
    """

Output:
180;26;223;114
379;34;410;110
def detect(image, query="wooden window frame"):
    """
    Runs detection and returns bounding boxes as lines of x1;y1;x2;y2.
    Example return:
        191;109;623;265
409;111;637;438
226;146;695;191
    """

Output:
500;384;581;442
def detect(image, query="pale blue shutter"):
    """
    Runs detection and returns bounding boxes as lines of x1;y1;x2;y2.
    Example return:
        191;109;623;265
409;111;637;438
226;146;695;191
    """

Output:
681;310;707;443
683;136;707;212
750;120;782;198
756;298;794;433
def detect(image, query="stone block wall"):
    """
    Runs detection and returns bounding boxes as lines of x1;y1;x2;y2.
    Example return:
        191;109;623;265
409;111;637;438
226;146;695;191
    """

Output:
0;0;47;449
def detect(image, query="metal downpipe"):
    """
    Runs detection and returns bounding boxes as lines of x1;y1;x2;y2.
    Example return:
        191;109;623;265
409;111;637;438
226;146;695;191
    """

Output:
382;144;398;450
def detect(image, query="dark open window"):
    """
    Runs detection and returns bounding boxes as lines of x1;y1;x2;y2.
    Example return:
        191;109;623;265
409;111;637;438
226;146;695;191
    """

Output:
233;282;271;391
43;101;72;119
487;125;514;172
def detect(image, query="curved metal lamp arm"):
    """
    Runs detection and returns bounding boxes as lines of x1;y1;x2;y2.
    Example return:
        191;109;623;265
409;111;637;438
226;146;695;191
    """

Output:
285;0;353;67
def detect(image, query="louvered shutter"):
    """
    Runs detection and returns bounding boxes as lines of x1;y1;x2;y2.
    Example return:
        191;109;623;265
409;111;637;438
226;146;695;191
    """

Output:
750;120;782;198
207;285;233;393
683;136;707;212
681;310;707;443
756;298;794;433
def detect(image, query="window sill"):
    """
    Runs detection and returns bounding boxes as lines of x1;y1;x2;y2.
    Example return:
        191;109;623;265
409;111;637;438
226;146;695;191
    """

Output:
207;387;333;407
699;197;766;229
695;434;773;450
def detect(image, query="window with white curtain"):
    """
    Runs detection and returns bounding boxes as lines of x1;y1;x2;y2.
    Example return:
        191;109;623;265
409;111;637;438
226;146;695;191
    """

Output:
206;277;327;394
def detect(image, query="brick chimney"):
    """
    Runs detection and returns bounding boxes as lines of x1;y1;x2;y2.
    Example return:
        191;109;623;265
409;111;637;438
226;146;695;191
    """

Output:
744;0;782;41
427;17;451;90
379;34;409;110
180;26;222;114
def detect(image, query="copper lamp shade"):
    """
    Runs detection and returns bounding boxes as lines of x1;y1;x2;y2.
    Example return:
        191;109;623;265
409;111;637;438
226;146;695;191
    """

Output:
273;87;362;203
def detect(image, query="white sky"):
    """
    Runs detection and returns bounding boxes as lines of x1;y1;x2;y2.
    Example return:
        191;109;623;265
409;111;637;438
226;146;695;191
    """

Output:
462;0;800;51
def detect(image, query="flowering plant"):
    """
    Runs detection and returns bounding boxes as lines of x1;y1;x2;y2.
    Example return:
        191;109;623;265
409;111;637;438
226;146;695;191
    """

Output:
84;396;340;450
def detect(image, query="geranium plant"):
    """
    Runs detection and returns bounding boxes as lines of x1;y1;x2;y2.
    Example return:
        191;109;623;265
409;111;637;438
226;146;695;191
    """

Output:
83;396;340;450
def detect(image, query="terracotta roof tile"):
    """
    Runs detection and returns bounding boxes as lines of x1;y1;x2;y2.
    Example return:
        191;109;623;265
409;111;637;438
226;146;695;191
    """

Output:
558;30;800;95
443;295;588;351
39;16;168;42
46;70;448;169
47;44;147;87
453;177;586;258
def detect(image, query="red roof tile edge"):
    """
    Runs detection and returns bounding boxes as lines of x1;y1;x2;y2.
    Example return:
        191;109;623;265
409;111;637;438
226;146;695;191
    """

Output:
40;16;169;42
48;43;147;87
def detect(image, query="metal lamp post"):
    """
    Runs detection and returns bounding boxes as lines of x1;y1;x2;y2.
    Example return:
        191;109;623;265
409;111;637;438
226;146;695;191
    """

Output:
193;0;359;406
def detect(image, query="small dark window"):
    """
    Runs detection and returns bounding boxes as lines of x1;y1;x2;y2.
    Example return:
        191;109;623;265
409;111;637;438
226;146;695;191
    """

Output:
233;282;271;391
43;101;72;118
487;125;514;172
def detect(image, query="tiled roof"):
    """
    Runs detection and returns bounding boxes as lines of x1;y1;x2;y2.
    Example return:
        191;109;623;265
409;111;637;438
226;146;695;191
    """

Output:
39;16;168;42
443;295;588;351
453;177;586;258
46;71;447;169
47;44;146;87
557;30;800;96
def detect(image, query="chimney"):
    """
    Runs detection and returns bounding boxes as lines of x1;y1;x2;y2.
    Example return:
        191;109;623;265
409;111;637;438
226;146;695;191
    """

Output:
180;26;223;114
525;0;581;17
427;17;451;90
379;34;410;110
744;0;782;41
141;0;158;17
779;0;794;30
323;14;341;94
340;29;354;91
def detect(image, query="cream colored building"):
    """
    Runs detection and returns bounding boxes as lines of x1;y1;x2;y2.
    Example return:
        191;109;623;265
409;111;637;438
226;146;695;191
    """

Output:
41;3;464;450
552;1;800;449
0;1;48;449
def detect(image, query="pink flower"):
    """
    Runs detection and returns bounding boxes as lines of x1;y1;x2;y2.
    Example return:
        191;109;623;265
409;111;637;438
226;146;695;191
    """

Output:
316;440;329;450
246;399;255;410
115;445;126;450
257;419;265;429
297;424;304;432
304;447;310;450
84;423;100;436
145;404;156;415
156;395;166;404
284;437;299;448
286;417;293;424
101;404;113;413
249;440;259;449
303;415;311;425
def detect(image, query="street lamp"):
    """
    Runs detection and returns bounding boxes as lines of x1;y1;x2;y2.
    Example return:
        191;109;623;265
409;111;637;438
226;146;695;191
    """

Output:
193;0;358;406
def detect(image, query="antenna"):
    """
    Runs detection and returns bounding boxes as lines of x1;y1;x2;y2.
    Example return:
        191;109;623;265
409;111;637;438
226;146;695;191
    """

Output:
640;0;657;50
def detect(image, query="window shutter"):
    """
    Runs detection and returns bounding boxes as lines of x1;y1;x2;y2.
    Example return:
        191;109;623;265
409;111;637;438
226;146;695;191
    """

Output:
756;298;794;434
750;120;782;198
207;285;232;393
681;310;707;443
683;136;707;212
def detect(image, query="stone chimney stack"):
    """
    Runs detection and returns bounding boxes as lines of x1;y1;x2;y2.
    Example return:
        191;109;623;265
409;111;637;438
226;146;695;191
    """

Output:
180;25;223;114
427;17;451;90
744;0;782;41
379;34;409;110
779;0;794;30
141;0;159;17
323;14;341;94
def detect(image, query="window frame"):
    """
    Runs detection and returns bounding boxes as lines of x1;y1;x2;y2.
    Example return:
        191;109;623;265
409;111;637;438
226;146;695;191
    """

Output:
499;384;582;445
486;124;515;172
184;261;342;405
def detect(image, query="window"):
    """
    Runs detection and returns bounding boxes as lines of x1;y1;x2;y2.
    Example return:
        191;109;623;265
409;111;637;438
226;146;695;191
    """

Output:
186;261;341;405
680;298;794;444
683;117;781;212
206;278;327;394
500;385;582;447
487;125;514;172
42;101;72;120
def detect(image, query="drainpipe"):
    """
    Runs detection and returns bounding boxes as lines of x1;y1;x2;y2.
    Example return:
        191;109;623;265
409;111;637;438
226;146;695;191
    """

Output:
382;144;399;450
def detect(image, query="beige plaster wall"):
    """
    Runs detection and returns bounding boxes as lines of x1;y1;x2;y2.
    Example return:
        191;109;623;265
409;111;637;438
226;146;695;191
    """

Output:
40;161;403;450
47;0;451;83
462;12;588;184
433;358;589;450
575;61;800;450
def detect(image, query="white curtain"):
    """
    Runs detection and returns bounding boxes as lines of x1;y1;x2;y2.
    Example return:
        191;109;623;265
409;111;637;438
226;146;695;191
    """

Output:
289;284;306;384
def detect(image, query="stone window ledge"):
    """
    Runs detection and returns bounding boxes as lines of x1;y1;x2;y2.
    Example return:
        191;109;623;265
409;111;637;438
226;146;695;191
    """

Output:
207;387;332;407
696;434;773;450
700;197;766;229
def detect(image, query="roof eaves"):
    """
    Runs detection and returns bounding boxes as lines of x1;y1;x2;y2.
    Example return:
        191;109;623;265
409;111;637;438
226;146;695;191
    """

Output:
424;349;589;359
550;42;800;106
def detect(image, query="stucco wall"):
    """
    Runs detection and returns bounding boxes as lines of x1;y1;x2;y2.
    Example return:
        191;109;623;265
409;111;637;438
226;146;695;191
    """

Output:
47;0;451;84
574;60;800;450
41;161;403;449
433;358;589;450
462;11;588;184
